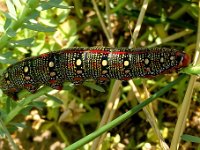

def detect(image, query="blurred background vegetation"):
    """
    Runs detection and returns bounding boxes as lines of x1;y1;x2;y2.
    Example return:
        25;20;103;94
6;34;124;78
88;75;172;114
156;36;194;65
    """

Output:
0;0;199;149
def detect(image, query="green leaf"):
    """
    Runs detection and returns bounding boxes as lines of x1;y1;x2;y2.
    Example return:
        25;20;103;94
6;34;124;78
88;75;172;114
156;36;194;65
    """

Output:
182;134;200;143
3;13;12;30
24;10;40;21
0;25;4;32
39;0;70;10
0;52;17;64
181;65;200;76
63;82;74;91
11;122;26;129
77;108;101;124
28;0;40;9
0;127;6;137
45;94;63;104
23;23;56;32
6;28;16;37
19;105;33;116
0;57;16;65
10;38;34;47
30;101;47;110
83;82;105;92
0;109;7;122
60;19;77;36
65;35;78;47
12;0;21;9
6;0;17;20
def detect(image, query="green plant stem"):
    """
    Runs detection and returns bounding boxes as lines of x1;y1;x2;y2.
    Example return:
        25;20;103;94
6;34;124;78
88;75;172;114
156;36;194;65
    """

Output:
157;98;178;108
64;74;187;150
170;5;189;19
148;29;193;48
54;122;70;145
105;0;114;45
129;0;149;48
111;0;130;13
91;0;113;46
0;118;18;150
181;65;200;75
170;1;200;149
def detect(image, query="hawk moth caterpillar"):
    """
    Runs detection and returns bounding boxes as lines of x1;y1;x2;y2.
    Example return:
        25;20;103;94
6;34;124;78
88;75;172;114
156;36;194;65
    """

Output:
0;47;190;100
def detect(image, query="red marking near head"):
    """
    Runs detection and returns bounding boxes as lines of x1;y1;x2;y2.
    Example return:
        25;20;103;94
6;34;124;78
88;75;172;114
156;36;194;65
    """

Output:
176;52;190;68
182;53;190;67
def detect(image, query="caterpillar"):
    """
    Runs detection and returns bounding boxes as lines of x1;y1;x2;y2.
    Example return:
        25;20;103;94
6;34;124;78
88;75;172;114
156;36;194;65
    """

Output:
0;47;190;100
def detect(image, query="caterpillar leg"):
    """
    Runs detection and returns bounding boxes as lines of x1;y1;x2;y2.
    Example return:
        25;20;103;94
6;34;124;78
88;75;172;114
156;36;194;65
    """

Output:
47;80;63;90
24;84;39;94
96;77;109;84
6;88;20;100
71;77;84;85
10;92;19;100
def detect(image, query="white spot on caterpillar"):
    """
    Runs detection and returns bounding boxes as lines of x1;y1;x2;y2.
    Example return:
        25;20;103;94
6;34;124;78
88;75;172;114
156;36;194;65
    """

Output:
6;80;10;84
144;58;149;65
50;72;56;77
49;61;54;68
170;56;175;60
124;60;129;66
25;76;31;81
102;60;108;66
24;66;29;73
145;67;151;72
160;57;164;63
5;73;8;78
77;70;83;74
76;59;82;66
125;70;130;74
102;70;108;74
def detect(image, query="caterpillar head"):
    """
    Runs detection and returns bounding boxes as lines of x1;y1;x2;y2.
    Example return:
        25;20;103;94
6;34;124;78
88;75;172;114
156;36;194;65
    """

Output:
175;51;190;69
0;70;20;100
